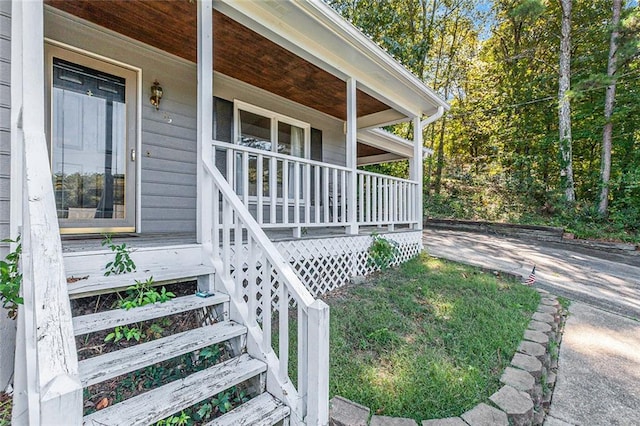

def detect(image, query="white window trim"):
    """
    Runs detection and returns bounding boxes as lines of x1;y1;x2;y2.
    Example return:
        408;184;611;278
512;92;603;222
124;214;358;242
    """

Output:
233;100;311;158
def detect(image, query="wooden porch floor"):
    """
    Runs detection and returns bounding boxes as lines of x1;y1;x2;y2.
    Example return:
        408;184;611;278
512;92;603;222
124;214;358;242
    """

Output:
60;225;416;253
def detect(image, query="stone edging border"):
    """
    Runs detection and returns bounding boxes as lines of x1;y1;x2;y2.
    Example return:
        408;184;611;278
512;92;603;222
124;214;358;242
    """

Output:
329;288;567;426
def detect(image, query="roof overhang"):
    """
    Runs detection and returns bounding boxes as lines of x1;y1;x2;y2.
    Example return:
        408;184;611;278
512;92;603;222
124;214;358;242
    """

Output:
215;0;449;122
45;0;448;128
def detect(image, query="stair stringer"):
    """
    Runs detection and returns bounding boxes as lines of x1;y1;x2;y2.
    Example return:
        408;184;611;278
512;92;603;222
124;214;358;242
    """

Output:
211;258;302;426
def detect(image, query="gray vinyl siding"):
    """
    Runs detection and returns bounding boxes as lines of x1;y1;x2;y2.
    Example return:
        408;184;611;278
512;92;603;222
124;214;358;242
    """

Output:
0;0;11;250
44;7;350;234
0;0;13;392
45;9;197;233
214;74;347;167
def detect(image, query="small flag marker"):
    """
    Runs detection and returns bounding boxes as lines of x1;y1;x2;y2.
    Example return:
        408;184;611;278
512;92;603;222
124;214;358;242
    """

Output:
524;265;536;286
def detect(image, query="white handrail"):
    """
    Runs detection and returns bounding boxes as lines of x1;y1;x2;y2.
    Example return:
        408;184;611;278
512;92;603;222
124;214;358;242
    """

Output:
204;157;329;425
213;139;351;172
355;169;419;184
12;132;82;426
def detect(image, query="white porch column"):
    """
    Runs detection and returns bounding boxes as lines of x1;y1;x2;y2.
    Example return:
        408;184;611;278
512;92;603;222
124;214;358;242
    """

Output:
197;0;214;247
410;115;423;230
346;78;358;235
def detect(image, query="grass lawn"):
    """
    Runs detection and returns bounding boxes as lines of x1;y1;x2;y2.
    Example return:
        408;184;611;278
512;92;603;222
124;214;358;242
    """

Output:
0;392;10;426
322;253;540;421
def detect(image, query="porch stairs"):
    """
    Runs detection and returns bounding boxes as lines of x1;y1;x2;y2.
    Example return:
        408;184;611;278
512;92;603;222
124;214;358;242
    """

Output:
64;245;291;426
14;121;328;424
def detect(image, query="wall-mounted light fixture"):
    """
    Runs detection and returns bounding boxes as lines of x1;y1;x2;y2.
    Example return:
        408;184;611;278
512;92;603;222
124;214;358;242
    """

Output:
150;80;163;110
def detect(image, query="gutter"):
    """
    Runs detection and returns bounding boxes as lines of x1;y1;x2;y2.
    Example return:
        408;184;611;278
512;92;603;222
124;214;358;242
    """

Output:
421;106;445;129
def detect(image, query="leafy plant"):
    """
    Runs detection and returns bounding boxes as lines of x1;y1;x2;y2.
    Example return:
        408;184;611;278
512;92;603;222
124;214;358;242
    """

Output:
0;237;23;319
105;325;144;343
119;277;175;310
102;234;136;276
195;387;248;421
156;411;190;426
367;233;399;270
104;278;175;344
198;345;221;363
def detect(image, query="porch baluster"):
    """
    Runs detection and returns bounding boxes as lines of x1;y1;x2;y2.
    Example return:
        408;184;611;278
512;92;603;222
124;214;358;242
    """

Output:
257;154;264;224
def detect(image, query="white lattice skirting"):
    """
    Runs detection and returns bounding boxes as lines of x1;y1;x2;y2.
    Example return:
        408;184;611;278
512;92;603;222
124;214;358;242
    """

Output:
274;231;423;297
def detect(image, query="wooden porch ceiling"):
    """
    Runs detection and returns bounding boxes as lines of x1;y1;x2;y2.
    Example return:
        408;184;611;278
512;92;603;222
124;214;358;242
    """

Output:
357;143;387;157
45;0;391;121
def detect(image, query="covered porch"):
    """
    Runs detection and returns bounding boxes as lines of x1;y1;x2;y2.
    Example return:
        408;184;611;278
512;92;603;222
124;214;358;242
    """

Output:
42;0;446;240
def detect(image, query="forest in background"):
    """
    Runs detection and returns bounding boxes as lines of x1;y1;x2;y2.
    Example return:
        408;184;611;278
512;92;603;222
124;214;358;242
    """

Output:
327;0;640;242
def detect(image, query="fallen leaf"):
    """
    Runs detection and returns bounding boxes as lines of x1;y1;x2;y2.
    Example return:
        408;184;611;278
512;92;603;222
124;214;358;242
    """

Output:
96;397;110;410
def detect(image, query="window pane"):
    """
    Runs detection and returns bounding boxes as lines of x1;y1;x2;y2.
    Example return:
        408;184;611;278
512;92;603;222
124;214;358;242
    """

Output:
239;110;271;151
278;122;305;158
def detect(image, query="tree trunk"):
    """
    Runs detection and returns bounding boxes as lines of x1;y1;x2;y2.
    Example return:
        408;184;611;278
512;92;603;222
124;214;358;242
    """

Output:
558;0;575;202
433;116;447;195
598;0;622;216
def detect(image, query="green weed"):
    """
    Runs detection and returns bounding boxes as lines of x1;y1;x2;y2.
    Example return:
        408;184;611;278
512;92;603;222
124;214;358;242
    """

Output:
102;235;137;276
0;237;23;319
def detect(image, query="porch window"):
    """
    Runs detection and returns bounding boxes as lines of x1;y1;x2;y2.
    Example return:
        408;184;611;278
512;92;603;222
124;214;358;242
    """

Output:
234;101;310;199
235;101;309;158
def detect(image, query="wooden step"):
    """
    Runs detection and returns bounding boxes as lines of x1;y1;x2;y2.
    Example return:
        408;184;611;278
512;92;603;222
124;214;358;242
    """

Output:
63;243;206;274
79;321;246;387
205;393;290;426
67;263;215;299
73;293;229;336
83;353;266;426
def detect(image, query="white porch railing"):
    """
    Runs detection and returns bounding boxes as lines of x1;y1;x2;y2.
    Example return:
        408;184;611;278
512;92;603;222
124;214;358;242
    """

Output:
204;158;330;425
356;170;419;227
213;140;350;232
212;140;420;233
11;132;83;425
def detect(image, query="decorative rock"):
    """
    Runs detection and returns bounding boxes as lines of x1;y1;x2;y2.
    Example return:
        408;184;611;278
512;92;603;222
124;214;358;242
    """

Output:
518;341;546;362
551;358;559;369
500;367;535;394
489;385;534;426
537;304;558;315
524;329;549;348
531;312;555;325
527;320;552;334
460;403;508;426
511;352;543;379
422;418;467;426
540;297;559;307
329;396;370;426
546;371;557;387
535;288;550;295
370;415;418;426
350;275;367;285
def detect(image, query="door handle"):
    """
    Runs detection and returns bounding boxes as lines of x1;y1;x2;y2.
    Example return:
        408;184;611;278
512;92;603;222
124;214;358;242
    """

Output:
131;149;136;162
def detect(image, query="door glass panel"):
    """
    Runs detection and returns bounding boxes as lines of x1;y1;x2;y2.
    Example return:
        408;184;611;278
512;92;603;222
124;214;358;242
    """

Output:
52;58;127;221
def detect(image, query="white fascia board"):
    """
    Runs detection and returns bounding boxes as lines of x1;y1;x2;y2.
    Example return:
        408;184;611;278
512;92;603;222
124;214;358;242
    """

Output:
358;153;405;166
357;128;413;158
357;109;408;130
216;0;449;118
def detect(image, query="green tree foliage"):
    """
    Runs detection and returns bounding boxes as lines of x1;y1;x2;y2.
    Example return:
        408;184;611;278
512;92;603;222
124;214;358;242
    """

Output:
328;0;640;240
